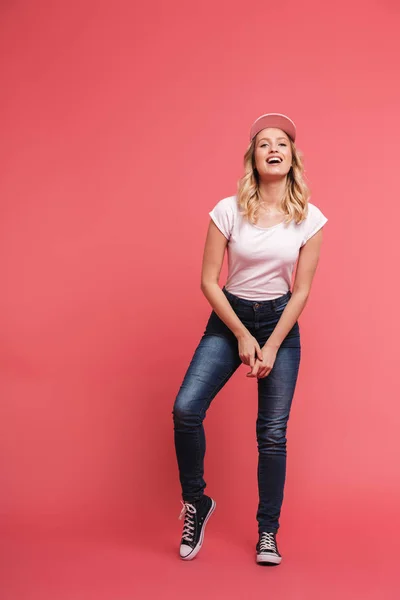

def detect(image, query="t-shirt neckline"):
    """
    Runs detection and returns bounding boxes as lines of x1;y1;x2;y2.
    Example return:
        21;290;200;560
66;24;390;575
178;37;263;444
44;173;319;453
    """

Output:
248;219;286;231
233;196;286;231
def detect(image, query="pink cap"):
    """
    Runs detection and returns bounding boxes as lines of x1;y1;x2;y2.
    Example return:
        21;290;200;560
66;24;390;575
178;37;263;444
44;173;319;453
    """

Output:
249;112;296;143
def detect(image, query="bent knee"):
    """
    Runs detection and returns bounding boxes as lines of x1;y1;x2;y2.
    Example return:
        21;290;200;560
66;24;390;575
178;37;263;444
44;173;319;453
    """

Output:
172;397;204;426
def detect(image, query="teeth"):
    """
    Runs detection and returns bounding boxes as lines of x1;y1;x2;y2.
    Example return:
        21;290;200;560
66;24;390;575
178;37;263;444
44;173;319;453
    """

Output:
267;158;281;163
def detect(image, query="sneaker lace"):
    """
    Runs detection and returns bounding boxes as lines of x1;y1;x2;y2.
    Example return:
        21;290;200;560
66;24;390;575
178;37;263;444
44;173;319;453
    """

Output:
178;501;197;543
259;532;277;552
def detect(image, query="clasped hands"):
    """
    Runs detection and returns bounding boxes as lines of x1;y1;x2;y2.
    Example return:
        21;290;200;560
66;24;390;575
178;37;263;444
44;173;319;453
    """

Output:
237;333;278;379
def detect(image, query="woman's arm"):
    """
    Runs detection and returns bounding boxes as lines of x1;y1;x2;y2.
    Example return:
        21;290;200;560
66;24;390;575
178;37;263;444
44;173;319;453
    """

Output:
200;219;251;340
264;228;325;350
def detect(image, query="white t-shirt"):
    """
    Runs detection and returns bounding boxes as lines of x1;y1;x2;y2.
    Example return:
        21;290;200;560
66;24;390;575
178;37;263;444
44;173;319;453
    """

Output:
208;195;328;300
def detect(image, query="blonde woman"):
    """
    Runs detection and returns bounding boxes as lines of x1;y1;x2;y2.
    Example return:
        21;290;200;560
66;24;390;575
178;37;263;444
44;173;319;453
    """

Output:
172;113;328;565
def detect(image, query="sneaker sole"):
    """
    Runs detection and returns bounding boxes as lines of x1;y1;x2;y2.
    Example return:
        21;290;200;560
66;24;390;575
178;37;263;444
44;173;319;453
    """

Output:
256;553;282;565
180;498;216;561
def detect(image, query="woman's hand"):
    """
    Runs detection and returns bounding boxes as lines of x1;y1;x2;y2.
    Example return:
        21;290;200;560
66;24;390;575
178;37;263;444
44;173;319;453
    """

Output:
246;344;278;379
237;333;263;367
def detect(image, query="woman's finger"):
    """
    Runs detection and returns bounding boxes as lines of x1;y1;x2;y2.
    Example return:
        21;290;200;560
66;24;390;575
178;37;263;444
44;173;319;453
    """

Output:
258;368;270;378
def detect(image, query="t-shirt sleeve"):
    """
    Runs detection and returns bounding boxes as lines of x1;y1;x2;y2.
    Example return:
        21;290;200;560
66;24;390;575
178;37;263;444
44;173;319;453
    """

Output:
300;203;328;247
208;196;235;240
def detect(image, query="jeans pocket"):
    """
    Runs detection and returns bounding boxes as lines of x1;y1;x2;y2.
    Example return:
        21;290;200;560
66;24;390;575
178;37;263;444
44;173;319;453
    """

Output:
273;301;289;314
204;310;233;338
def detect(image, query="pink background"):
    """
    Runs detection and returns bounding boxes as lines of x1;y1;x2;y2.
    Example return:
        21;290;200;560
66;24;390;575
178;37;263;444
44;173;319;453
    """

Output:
0;1;399;598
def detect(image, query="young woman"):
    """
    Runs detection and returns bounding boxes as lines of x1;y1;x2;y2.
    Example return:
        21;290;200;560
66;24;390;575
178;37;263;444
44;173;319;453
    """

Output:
172;113;328;565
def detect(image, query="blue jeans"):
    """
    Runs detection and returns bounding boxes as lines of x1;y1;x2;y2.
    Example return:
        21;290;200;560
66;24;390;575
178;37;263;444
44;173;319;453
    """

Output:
172;286;301;533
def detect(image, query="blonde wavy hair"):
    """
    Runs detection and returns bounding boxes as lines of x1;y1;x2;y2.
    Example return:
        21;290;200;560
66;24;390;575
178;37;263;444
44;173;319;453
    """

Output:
236;134;311;226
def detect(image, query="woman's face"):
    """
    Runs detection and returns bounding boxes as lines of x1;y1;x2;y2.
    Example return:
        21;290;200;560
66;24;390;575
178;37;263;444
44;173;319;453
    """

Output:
253;127;293;179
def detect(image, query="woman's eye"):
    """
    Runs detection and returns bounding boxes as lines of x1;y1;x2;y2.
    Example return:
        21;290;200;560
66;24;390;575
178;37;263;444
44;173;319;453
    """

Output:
260;143;287;147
